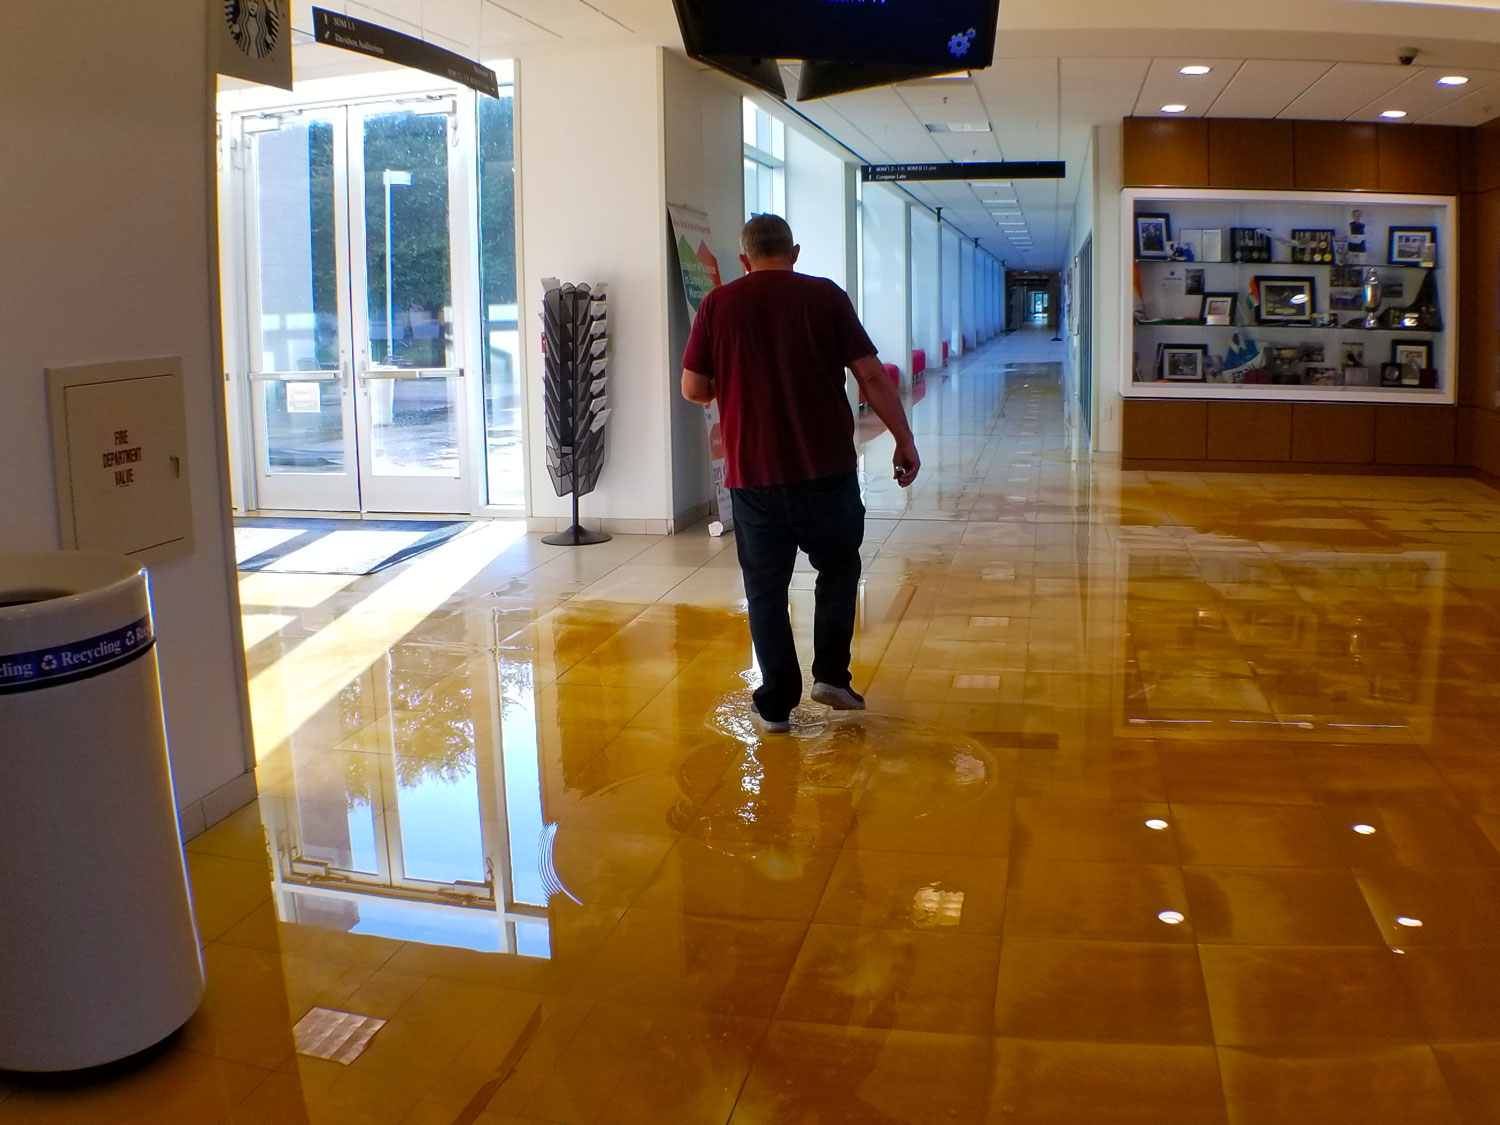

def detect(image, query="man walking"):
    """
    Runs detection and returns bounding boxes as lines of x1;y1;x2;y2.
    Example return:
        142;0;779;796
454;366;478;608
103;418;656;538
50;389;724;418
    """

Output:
681;214;920;733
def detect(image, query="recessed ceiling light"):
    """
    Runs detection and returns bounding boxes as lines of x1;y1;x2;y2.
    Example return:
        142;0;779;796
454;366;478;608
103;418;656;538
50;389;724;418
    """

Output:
1437;75;1470;86
1161;104;1188;114
1381;110;1408;119
925;122;992;133
1179;65;1212;76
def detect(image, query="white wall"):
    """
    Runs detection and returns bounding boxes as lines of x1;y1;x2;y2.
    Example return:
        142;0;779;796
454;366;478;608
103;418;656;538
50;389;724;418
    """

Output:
662;54;744;528
1063;132;1099;446
1;1;253;831
1091;123;1125;454
787;128;851;289
960;241;977;351
518;46;676;528
942;226;963;358
909;210;942;372
860;184;912;385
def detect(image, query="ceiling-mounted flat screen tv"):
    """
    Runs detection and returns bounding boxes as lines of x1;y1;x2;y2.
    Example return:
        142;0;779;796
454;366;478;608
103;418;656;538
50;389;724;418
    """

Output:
673;0;1001;99
675;0;1000;69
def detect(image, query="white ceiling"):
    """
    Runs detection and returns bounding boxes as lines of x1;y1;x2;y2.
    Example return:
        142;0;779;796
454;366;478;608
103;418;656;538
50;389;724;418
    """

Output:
284;1;1500;271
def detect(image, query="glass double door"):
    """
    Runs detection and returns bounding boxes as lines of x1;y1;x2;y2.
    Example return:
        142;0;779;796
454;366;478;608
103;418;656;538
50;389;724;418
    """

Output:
243;99;471;513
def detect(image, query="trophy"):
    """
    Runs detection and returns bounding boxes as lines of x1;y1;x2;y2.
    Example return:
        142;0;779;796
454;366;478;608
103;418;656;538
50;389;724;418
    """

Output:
1361;268;1383;330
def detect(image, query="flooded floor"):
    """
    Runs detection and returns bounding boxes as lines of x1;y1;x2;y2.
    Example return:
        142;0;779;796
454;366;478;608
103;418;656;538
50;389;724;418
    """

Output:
9;328;1500;1122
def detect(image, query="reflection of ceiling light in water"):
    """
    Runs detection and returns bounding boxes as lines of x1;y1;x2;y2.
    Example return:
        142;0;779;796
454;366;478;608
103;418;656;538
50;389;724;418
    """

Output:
1353;824;1377;835
1145;819;1170;831
1158;911;1186;925
1396;916;1424;927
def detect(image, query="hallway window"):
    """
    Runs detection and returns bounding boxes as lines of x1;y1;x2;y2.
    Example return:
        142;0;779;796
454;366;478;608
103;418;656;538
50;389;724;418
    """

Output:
480;80;524;509
743;100;785;221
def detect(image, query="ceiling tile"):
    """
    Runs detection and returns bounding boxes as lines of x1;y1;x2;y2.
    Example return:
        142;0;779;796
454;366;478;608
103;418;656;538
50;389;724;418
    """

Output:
1060;57;1152;117
1207;59;1332;118
1360;66;1500;123
1279;62;1413;120
1132;57;1241;117
1419;79;1500;125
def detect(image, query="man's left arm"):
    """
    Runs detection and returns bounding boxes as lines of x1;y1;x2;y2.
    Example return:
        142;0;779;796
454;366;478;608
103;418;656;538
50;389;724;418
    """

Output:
681;368;715;403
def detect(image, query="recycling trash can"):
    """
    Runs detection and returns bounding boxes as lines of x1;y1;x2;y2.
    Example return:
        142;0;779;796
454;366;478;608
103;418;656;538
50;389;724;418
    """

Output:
0;552;204;1072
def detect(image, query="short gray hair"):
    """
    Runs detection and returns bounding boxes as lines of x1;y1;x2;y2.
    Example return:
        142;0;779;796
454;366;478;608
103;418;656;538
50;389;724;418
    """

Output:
741;214;795;260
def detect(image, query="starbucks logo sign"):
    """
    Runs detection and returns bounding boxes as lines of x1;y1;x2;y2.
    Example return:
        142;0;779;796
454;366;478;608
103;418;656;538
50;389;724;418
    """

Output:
224;0;282;60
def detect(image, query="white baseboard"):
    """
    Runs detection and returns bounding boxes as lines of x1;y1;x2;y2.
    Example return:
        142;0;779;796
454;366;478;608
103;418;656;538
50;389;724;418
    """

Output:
178;770;258;842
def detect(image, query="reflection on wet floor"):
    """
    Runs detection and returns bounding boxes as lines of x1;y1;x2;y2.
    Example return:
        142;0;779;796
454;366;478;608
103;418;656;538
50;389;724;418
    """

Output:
13;330;1500;1122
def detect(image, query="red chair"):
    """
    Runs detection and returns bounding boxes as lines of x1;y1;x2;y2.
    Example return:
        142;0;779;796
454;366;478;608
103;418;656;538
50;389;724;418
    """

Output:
941;341;949;365
912;349;926;378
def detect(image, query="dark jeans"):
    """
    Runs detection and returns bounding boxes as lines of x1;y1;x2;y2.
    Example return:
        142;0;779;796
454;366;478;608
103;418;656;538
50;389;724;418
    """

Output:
730;470;865;721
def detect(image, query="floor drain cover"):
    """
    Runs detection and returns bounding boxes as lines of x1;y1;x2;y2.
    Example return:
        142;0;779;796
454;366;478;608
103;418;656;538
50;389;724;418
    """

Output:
293;1007;387;1065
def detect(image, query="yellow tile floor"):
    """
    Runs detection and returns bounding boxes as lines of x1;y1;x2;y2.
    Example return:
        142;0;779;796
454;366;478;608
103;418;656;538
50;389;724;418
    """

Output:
8;330;1500;1122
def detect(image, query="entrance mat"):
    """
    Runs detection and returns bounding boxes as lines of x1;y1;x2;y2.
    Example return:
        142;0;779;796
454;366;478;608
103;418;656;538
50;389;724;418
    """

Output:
234;517;473;575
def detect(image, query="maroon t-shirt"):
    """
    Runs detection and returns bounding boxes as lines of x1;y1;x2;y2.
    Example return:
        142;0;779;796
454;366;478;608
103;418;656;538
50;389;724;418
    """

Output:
682;270;877;488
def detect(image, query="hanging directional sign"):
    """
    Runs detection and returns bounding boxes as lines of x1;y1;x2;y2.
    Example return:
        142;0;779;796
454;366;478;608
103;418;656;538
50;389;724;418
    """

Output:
311;8;499;98
862;162;1067;183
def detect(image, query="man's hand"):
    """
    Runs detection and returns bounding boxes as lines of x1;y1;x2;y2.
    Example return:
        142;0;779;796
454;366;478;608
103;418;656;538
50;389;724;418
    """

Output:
893;439;920;488
850;355;920;489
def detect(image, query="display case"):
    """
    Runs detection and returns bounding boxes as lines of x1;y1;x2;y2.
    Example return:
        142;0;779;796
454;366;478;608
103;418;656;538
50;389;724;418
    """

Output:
1121;188;1456;405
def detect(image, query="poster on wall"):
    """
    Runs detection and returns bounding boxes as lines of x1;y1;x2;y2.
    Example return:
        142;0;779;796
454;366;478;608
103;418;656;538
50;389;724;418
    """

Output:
214;0;295;91
666;205;733;536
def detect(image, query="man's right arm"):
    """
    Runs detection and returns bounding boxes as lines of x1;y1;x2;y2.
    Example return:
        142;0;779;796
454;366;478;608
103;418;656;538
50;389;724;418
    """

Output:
850;354;920;488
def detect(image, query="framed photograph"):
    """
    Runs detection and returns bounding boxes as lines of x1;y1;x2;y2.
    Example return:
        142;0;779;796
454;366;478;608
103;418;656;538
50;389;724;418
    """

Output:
1255;276;1317;323
1136;213;1172;260
1201;293;1237;326
1391;340;1431;368
1200;229;1225;262
1160;343;1208;382
1388;226;1438;267
1380;362;1404;386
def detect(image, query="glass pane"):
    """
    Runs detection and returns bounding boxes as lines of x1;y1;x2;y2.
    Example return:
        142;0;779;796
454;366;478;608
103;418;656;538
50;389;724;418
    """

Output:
743;99;757;147
363;110;453;368
755;107;773;155
390;659;483;884
369;376;461;477
254;118;340;372
479;92;524;509
261;380;345;473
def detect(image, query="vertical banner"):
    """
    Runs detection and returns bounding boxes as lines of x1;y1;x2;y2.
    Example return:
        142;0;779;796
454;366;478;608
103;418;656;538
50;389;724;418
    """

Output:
214;0;295;91
667;205;733;535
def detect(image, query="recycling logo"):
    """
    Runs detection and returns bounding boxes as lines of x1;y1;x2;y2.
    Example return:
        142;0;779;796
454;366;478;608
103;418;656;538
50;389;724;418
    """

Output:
949;28;977;59
224;0;282;60
40;654;58;672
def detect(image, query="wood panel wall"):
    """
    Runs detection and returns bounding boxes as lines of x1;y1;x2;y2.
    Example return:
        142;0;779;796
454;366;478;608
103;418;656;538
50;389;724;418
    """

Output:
1460;118;1500;481
1121;116;1471;474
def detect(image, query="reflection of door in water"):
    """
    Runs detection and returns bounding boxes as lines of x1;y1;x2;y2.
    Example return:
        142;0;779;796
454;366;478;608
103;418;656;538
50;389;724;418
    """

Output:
238;101;471;514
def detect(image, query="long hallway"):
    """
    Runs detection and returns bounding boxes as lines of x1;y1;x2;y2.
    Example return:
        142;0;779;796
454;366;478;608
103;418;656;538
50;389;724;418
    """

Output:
11;329;1500;1122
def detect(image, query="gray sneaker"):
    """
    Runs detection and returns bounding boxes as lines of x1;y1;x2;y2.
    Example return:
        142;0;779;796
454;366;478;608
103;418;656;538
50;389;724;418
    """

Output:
811;682;866;710
749;703;791;734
